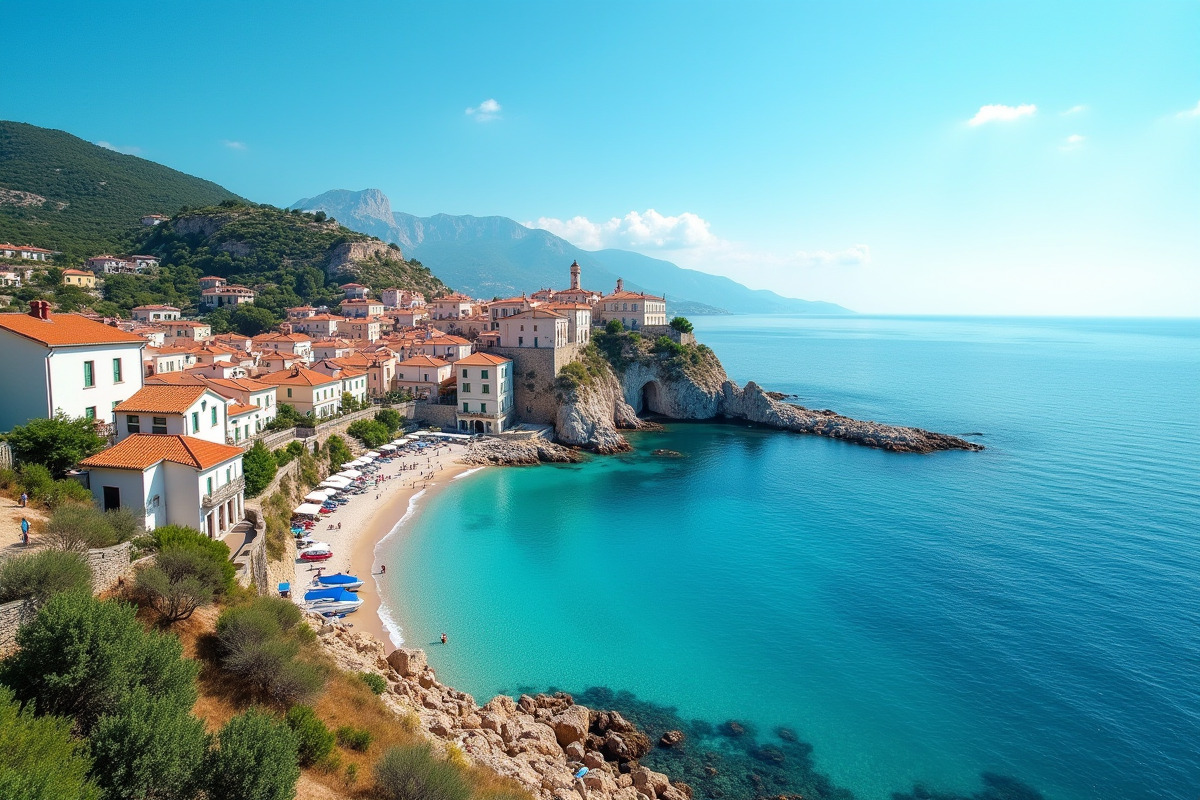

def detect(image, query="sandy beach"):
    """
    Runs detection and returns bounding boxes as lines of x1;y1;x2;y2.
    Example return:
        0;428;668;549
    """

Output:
291;440;476;649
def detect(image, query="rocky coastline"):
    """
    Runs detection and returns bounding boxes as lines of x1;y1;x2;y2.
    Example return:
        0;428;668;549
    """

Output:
460;437;586;466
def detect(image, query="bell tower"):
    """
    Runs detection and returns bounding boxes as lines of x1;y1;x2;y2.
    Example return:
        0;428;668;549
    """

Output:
569;260;581;291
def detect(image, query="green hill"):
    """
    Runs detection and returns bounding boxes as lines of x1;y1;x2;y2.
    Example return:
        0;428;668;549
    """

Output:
0;120;242;258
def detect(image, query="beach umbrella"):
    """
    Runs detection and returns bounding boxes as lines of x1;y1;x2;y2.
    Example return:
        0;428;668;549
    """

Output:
293;503;323;516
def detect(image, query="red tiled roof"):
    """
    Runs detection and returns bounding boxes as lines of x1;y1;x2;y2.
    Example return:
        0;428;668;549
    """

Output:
113;385;210;414
258;366;341;387
80;434;242;471
456;352;510;367
397;355;450;368
0;312;146;347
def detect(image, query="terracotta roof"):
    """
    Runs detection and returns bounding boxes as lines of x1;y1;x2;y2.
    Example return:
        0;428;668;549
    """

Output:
144;372;196;385
456;352;510;367
509;308;566;319
436;293;474;303
114;385;210;414
169;321;210;329
252;332;312;343
259;366;341;387
602;290;665;302
0;312;146;347
228;402;258;416
132;304;179;311
62;269;93;276
201;376;271;393
397;355;450;368
80;434;242;471
547;302;592;310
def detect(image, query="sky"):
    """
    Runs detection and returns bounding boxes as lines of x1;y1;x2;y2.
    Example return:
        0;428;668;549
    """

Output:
3;1;1198;315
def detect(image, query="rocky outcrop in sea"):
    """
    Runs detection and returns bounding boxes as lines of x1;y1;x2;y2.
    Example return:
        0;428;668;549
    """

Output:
460;437;585;466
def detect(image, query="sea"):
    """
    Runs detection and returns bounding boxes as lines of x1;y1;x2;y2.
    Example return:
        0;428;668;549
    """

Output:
375;316;1200;800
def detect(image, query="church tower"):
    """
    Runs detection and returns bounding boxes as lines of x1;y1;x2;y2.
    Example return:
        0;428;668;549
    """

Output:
570;260;581;290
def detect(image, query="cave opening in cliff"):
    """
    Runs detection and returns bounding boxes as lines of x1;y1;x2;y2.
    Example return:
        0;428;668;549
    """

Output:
640;380;664;416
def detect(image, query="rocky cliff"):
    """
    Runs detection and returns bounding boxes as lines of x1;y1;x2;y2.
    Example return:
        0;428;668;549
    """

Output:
553;334;982;455
315;620;692;800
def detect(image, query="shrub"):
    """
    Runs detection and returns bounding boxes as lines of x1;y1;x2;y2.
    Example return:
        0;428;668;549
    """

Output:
89;688;208;800
345;762;359;786
243;441;278;497
43;504;143;551
326;435;352;470
47;478;93;508
605;318;623;334
7;412;107;477
136;546;227;622
376;407;403;433
347;419;390;448
358;671;387;695
0;686;99;800
669;316;694;334
336;724;373;752
652;335;685;356
0;592;198;733
285;704;335;767
145;525;236;593
371;744;471;800
203;708;300;800
215;598;324;705
0;548;91;604
16;462;55;501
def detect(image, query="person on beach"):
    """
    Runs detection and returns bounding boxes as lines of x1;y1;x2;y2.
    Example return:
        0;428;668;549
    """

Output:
338;522;342;529
441;632;447;645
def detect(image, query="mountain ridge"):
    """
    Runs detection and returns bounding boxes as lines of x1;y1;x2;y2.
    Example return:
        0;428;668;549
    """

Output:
291;188;850;315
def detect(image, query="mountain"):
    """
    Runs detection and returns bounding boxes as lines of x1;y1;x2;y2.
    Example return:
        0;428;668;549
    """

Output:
291;189;850;314
0;121;243;258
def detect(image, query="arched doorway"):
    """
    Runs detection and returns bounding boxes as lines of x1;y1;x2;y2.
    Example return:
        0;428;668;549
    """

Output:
473;420;485;434
640;380;664;415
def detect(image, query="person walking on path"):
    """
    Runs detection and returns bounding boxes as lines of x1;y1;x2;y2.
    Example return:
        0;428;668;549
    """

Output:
19;492;27;507
20;517;30;545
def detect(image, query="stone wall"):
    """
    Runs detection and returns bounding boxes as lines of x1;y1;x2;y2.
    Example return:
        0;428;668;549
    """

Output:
244;507;269;591
412;401;458;429
0;598;37;655
640;325;696;346
0;441;12;470
490;344;584;426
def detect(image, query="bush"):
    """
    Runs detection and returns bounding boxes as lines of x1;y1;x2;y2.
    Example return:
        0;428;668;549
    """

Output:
43;504;142;551
605;318;623;334
371;744;471;800
336;724;373;752
243;441;278;498
47;478;93;508
0;686;99;800
145;525;236;593
89;688;208;800
652;335;685;356
136;546;227;622
375;407;403;433
358;671;387;695
0;592;198;733
669;316;694;334
347;419;390;448
7;413;107;477
285;704;335;767
0;548;91;604
215;598;324;705
326;435;352;470
273;440;304;467
204;708;300;800
16;462;55;502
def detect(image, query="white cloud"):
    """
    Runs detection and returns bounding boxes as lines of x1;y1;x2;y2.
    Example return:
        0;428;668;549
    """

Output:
465;98;502;122
222;140;247;151
96;140;141;155
1176;100;1200;119
968;103;1037;126
527;209;718;251
1059;133;1085;151
1062;104;1087;116
793;244;871;267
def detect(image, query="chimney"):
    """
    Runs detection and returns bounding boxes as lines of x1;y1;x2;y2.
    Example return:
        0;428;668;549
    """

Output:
616;278;624;293
28;300;51;320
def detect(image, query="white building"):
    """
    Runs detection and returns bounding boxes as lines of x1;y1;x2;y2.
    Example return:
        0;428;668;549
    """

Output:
394;355;452;401
200;284;256;311
455;352;513;434
431;293;474;320
595;279;668;330
259;366;343;418
163;321;212;345
547;302;592;344
340;298;385;318
381;288;424;309
113;385;229;444
341;283;370;300
498;308;570;349
131;305;181;323
0;302;145;431
79;434;245;538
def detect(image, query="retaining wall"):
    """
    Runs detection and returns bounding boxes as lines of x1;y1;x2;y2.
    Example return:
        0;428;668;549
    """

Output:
412;402;458;430
489;344;584;426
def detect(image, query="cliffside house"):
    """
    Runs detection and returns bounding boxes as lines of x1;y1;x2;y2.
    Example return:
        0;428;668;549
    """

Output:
340;298;385;319
596;279;668;331
141;214;169;226
163;321;213;346
129;255;159;270
341;283;370;300
131;304;181;323
198;276;226;291
200;284;256;311
286;305;317;320
16;245;52;262
394;355;453;401
498;308;570;349
455;352;513;434
259;365;343;418
0;268;22;287
79;434;245;538
547;302;592;344
62;269;97;288
113;385;229;444
0;302;145;431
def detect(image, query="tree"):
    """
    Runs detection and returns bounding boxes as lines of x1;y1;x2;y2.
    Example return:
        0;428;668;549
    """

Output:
341;391;362;412
135;546;227;622
7;413;106;477
243;441;278;497
229;304;279;336
204;708;300;800
43;504;141;551
88;688;208;800
0;686;99;800
325;435;353;470
0;549;91;604
347;419;390;448
605;319;624;334
669;316;694;334
0;592;198;733
375;407;403;434
371;744;470;800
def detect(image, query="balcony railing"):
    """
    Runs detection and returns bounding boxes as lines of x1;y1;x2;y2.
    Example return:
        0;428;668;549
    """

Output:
202;476;245;509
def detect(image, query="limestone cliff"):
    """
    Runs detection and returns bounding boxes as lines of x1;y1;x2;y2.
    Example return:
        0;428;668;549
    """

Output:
553;333;982;455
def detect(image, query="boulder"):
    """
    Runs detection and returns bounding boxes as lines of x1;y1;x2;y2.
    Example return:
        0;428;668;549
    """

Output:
552;705;591;747
482;695;518;717
659;730;685;748
386;647;427;677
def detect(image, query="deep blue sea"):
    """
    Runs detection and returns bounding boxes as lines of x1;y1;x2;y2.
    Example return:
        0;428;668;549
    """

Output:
377;316;1200;800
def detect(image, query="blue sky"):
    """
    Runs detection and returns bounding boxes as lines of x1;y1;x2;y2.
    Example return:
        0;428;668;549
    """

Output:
3;1;1197;314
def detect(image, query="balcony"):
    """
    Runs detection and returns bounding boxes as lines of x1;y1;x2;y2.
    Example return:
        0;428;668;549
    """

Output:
202;476;245;509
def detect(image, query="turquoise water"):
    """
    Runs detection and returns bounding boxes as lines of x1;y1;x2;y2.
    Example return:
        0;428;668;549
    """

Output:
377;316;1200;800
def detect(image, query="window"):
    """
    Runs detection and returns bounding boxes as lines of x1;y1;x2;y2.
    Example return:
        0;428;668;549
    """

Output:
461;369;468;378
463;402;469;412
226;467;232;483
463;383;471;393
207;477;213;495
127;415;140;433
211;407;218;426
481;370;489;379
152;417;167;434
83;361;95;387
191;412;199;432
518;337;524;347
480;402;487;414
287;388;293;398
482;384;490;394
85;406;96;420
112;358;123;383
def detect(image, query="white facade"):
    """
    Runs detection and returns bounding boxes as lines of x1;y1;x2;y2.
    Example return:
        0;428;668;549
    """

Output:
456;355;513;434
498;310;569;349
114;388;228;444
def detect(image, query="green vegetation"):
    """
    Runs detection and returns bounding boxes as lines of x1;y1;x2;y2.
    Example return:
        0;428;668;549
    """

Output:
203;303;280;336
6;412;107;477
43;504;142;551
376;407;405;434
325;435;353;470
272;439;305;467
285;704;335;767
0;121;241;259
0;686;100;800
135;546;230;623
669;315;694;334
242;440;278;497
372;744;472;800
203;708;300;800
605;318;623;334
336;724;374;752
267;402;305;431
214;597;326;705
347;418;391;448
0;549;91;604
138;525;236;593
358;671;388;695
